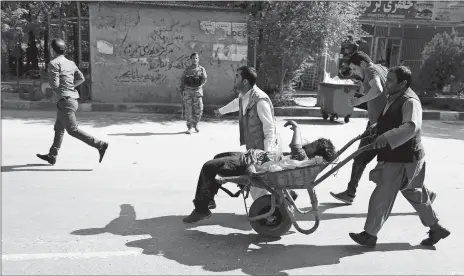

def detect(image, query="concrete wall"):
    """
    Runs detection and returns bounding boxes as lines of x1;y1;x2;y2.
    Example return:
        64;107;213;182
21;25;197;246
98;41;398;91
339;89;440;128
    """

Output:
89;3;248;104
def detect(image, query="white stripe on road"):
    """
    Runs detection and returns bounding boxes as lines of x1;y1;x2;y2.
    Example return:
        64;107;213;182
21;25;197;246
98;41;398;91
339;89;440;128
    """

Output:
2;250;142;261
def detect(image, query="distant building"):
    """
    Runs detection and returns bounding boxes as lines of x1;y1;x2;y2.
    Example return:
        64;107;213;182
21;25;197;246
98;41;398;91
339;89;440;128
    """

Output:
300;1;464;91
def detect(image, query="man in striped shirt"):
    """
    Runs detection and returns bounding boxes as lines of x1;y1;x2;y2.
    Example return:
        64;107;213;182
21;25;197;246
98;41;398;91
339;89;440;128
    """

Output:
182;120;336;224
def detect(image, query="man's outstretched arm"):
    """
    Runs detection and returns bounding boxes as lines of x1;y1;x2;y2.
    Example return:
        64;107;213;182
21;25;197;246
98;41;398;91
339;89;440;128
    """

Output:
215;98;240;117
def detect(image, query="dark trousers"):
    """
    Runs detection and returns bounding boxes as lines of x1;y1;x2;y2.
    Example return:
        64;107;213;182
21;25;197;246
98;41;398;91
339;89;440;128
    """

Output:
49;98;104;157
193;152;247;212
346;122;378;197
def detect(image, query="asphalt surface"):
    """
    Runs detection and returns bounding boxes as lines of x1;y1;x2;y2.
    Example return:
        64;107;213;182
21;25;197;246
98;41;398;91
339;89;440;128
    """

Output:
2;109;463;275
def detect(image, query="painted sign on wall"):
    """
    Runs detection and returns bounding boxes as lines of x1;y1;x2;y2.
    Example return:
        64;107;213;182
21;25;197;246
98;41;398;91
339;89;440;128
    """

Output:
362;1;464;23
434;1;464;23
200;21;247;43
362;1;433;21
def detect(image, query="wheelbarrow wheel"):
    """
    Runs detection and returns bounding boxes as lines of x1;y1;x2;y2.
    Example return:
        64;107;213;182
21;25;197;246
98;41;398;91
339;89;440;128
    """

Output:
249;195;292;238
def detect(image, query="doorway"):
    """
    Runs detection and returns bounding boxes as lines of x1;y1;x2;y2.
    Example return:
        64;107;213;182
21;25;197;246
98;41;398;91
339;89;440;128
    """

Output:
374;37;402;67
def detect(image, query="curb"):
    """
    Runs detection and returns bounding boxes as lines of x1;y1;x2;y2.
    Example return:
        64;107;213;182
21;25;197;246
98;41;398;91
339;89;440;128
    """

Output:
2;99;464;121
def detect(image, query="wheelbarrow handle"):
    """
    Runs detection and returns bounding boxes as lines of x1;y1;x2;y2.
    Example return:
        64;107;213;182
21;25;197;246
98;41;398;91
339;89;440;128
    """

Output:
312;143;375;187
320;133;366;172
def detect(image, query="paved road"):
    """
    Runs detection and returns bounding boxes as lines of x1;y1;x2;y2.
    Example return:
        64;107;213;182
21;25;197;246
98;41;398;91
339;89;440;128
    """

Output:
2;110;463;275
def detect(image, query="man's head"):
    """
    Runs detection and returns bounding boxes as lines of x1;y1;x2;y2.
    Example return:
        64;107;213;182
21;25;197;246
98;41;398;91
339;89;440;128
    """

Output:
385;66;412;96
348;51;373;80
190;52;199;66
302;138;337;162
51;39;66;57
234;66;257;94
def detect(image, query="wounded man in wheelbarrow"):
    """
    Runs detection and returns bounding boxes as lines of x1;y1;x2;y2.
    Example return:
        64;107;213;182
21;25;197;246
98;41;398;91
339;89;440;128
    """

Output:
183;120;337;224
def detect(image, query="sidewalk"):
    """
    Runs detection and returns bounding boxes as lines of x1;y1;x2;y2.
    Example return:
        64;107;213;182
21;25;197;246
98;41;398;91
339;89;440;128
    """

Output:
2;98;464;121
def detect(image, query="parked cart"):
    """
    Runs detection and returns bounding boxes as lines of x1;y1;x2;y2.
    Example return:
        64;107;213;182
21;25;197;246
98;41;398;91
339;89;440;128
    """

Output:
318;82;358;123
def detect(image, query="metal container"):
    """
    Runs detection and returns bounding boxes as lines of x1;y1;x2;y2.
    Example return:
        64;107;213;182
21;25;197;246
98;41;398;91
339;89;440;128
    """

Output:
318;82;358;123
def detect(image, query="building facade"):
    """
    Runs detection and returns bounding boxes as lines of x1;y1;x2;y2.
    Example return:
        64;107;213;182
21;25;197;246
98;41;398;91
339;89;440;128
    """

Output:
300;1;464;91
89;2;248;104
358;1;464;75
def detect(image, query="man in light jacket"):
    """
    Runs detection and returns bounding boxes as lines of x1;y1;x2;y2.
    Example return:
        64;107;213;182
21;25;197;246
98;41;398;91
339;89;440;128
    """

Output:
182;66;279;223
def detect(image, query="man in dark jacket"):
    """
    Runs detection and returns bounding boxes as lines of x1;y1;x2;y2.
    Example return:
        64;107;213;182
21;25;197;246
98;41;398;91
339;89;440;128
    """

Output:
349;66;450;248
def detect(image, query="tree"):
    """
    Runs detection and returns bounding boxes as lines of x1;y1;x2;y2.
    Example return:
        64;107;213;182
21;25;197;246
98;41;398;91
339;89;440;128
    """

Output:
416;30;464;97
1;2;31;87
1;2;51;72
249;1;367;94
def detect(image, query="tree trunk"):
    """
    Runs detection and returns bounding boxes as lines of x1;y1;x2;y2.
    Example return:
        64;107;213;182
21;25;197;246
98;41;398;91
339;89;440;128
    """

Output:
77;1;82;67
27;31;39;71
256;1;263;71
8;47;15;77
16;44;20;92
44;30;50;65
58;1;63;39
280;55;285;95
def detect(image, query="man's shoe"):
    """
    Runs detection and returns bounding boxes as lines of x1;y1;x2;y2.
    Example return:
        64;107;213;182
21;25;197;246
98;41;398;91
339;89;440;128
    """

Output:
349;231;377;248
98;143;108;163
182;210;212;224
330;191;355;205
421;226;450;246
186;128;193;135
208;199;216;209
194;126;200;133
429;191;437;204
36;154;56;165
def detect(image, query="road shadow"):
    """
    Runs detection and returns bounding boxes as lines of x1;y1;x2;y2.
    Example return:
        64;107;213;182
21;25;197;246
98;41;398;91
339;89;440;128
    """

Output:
292;202;417;222
1;110;238;128
72;204;427;275
108;131;187;136
290;118;345;126
422;121;464;141
1;163;93;172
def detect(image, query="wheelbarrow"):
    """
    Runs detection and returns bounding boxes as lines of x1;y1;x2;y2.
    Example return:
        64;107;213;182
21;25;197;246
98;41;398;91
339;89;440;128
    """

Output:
217;132;374;238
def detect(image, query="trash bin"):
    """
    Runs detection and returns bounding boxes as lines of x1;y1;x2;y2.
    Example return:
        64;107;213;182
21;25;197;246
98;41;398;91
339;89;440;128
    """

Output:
318;82;358;123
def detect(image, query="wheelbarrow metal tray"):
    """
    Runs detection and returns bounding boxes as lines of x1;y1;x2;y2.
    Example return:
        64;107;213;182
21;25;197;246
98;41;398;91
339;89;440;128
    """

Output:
223;163;327;189
251;163;326;189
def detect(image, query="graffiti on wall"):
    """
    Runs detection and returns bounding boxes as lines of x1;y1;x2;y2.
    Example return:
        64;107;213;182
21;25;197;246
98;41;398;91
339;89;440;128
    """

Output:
94;8;141;31
92;7;248;93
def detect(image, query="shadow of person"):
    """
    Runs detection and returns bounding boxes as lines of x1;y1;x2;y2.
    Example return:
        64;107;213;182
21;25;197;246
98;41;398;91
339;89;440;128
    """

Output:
72;204;429;275
1;163;93;172
71;204;252;237
126;232;424;275
108;132;187;136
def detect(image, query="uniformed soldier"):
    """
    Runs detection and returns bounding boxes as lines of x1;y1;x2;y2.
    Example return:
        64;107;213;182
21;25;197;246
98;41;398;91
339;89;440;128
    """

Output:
180;52;207;134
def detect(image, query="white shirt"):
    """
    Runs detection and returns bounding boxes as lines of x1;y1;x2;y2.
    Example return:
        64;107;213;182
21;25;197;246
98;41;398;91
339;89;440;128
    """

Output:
218;85;275;151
